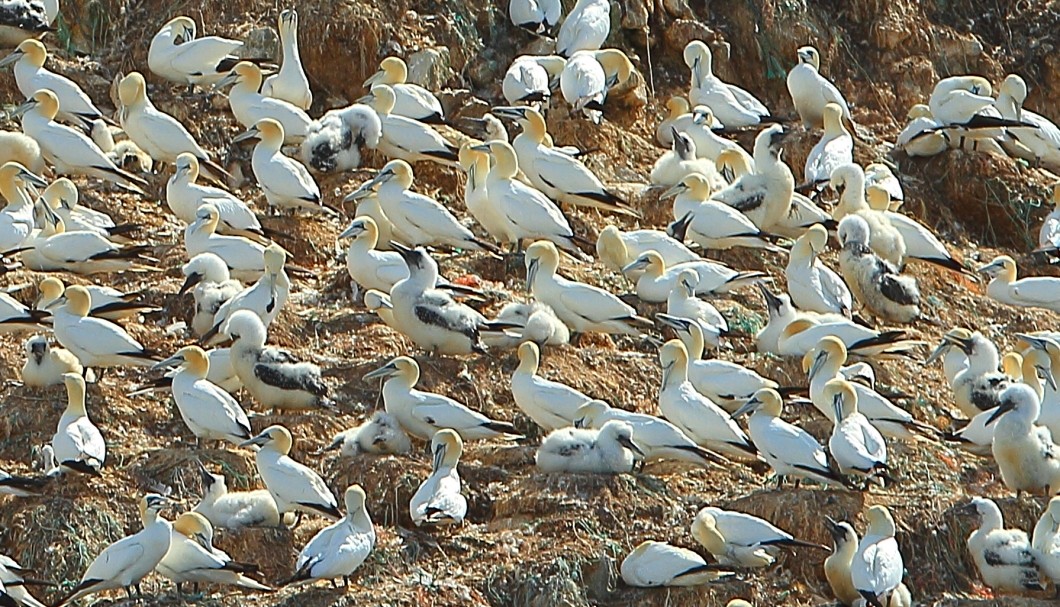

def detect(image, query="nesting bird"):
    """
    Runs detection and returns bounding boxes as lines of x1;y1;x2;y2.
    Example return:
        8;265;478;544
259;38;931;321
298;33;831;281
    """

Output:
410;430;467;526
965;497;1046;593
361;84;458;165
192;462;281;530
241;425;340;520
851;506;905;607
322;411;412;457
235;118;325;213
536;420;642;473
148;16;246;85
786;45;853;129
978;255;1060;313
2;39;106;129
690;506;826;568
363;56;445;124
156;512;271;595
512;341;591;432
837;214;920;323
180;252;243;337
261;10;312;110
684;40;774;129
786;223;852;316
52;285;158;370
153;345;253;446
290;485;375;586
50;373;105;475
21;335;81;387
987;382;1060;497
620;541;733;587
825;378;888;484
555;0;610;57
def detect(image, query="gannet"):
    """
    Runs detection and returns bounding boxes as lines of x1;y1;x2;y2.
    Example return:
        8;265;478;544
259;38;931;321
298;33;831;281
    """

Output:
620;541;733;587
896;104;948;157
786;223;852;316
838;215;920;323
929;75;1003;128
851;505;904;606
864;163;903;206
16;89;147;192
691;506;825;568
192;461;281;529
503;54;566;108
1032;496;1060;588
217;62;310;142
509;0;560;34
536;420;642;473
658;339;757;459
865;185;967;274
0;551;48;607
575;400;726;468
0;161;43;252
491;106;636;215
979;255;1060;313
411;429;468;525
41;177;138;243
650;130;726;187
824;517;862;605
363;56;444;124
134;346;240;395
512;341;592;432
995;73;1060;168
184;204;269;281
684;40;774;128
711;124;794;230
148;16;246;85
0;290;47;333
117;72;227;179
0;130;45;175
656;96;693;147
290;485;376;586
786;45;853;129
299;103;381;173
241;425;340;520
234;119;324;213
596;224;698;273
459;142;507;244
824;378;888;483
157;512;271;595
830;164;906;267
322;411;412;456
1018;336;1060;437
525;240;652;335
180;252;243;337
260;10;311;110
52;494;172;607
345;160;488;250
338;215;410;292
732;387;847;487
166;153;266;239
36;277;156;321
226;310;330;411
0;466;45;496
21;335;80;387
53;285;157;369
965;497;1046;593
200;243;289;343
937;329;1011;418
687;106;751;162
623;250;765;303
664;173;780;251
1;39;105;129
561;49;633;123
51;373;104;475
153;346;253;446
555;0;609;57
361;84;458;165
987;383;1060;496
1037;186;1060;255
656;314;775;410
661;273;727;347
483;300;570;349
364;356;520;440
0;0;53;47
22;201;156;274
804;103;853;186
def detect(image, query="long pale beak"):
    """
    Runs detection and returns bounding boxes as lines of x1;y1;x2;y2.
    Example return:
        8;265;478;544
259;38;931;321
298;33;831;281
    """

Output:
19;169;48;188
363;70;384;88
655;313;690;333
337;222;364;240
239;432;270;448
1016;333;1051;351
730;398;758;420
11;99;36;118
757;282;782;311
343;171;390;202
179;272;204;295
824;516;845;542
691;54;701;88
0;51;23;68
1041;366;1058;391
985;401;1015;426
808;351;826;381
923;340;951;365
490;106;524;119
525;258;539;293
976;260;1002;274
618;435;644;457
232;127;259;144
621;258;648;275
362;362;397;382
213;71;239;91
660;182;687;200
151;353;184;371
832;393;844;421
196;460;214;485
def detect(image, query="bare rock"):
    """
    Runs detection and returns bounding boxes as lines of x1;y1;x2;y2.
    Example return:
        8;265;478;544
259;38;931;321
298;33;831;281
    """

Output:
241;26;279;62
407;47;453;90
662;19;717;58
621;0;651;30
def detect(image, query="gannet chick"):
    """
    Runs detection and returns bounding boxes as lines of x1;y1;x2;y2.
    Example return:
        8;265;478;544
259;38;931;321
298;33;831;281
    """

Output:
0;131;45;176
364;356;520;441
661;274;727;347
691;506;826;568
684;40;774;129
51;373;104;475
658;339;757;459
526;240;652;336
183;204;268;281
148;16;245;85
711;124;795;231
180;253;243;337
1037;186;1060;255
851;505;904;606
555;0;609;57
575;400;727;468
411;430;467;526
217;62;309;142
494;300;570;348
1033;496;1060;588
830;164;906;267
15;89;147;193
786;223;852;316
0;0;52;47
512;341;592;432
623;250;765;303
157;512;271;595
36;277;156;322
166;153;265;239
996;74;1060;168
596;224;698;273
260;10;311;110
838;215;920;323
896;104;948;157
664;173;779;252
202;244;289;344
536;420;642;473
510;0;561;35
1;39;105;129
226;310;330;411
192;462;280;529
53;285;157;369
656;314;774;410
0;550;48;607
491;106;636;216
153;346;253;446
21;335;81;387
825;379;888;484
363;56;444;123
503;55;566;107
338;215;409;292
650;130;725;187
805;103;853;186
322;411;412;457
620;541;733;587
656;96;693;147
241;425;339;520
300;103;381;173
942;329;1011;417
866;185;967;274
965;497;1046;593
361;84;458;165
52;495;172;607
117;72;227;179
979;255;1060;313
732;387;847;487
987;383;1060;496
235;118;324;213
345;160;488;250
290;485;376;586
786;45;853;129
824;517;862;605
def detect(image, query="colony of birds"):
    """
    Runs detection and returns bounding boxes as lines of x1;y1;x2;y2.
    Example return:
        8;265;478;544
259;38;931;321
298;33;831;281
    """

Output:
0;0;1059;605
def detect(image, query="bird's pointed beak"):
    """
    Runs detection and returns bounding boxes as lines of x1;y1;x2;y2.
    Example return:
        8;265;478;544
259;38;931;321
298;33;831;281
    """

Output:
655;313;688;333
618;434;644;457
344;170;391;202
337;222;363;240
621;257;648;275
19;169;48;188
660;182;687;201
832;393;844;421
213;71;239;91
923;340;951;366
985;401;1015;426
808;351;826;381
731;398;758;420
1041;366;1058;391
10;99;36;118
976;260;1002;275
525;258;539;292
152;353;184;371
239;432;270;448
363;70;384;88
178;272;204;295
362;361;398;381
232;127;259;144
0;50;23;68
